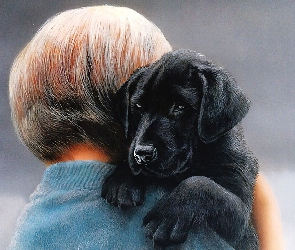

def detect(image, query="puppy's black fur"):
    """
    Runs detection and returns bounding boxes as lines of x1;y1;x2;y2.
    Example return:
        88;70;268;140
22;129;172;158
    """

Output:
102;49;259;249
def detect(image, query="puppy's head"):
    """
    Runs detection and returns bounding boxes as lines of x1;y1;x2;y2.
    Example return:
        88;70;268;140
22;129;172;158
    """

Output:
117;49;250;178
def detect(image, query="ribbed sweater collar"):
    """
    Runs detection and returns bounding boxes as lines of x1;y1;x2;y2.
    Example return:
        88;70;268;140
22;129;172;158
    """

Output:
41;161;115;190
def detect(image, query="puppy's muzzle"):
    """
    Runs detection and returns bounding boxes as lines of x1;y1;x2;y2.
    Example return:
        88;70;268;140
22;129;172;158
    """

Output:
134;145;157;164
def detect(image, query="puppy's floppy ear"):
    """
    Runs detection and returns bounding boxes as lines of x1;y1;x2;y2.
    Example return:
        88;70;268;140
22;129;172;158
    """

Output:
116;82;130;138
116;67;145;138
197;66;250;144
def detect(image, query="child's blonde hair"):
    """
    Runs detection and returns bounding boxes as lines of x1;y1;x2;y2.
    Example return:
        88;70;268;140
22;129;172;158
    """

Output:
9;5;172;162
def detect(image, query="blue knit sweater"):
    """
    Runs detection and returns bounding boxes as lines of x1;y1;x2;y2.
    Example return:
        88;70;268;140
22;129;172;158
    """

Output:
8;161;233;250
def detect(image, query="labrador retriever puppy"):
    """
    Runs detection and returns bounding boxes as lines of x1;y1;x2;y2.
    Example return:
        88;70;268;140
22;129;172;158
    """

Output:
102;49;259;249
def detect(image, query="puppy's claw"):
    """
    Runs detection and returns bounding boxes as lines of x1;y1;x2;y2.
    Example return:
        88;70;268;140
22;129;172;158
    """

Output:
143;191;194;247
147;220;189;247
102;172;145;209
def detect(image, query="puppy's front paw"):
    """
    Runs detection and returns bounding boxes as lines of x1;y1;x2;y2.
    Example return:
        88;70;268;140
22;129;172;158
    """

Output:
143;193;195;247
101;172;145;209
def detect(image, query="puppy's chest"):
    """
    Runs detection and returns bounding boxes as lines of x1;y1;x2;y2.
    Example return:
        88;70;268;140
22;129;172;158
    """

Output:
178;149;232;179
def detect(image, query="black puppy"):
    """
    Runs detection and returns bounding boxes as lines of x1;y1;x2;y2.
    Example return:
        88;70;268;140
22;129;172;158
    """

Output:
102;49;259;249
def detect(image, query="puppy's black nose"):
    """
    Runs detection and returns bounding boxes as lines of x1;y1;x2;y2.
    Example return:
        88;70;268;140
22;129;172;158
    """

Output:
134;145;157;164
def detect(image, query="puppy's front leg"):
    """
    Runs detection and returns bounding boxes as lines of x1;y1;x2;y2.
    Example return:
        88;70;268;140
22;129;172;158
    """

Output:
143;176;251;248
101;166;146;209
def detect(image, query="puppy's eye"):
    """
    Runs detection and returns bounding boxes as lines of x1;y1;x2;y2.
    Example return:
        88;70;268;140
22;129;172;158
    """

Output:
133;103;143;114
135;103;142;109
170;102;187;115
134;103;143;111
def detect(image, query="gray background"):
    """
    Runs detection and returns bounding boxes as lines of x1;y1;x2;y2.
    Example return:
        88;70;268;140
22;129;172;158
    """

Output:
1;0;294;249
